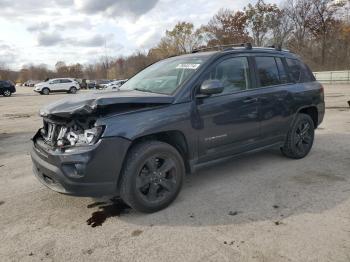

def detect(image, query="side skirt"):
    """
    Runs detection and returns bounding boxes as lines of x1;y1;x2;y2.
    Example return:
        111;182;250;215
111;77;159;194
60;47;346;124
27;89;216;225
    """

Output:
189;142;284;174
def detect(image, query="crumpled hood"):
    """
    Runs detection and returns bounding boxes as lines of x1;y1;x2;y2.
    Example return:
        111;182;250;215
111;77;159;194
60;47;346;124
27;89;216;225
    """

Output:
40;90;174;118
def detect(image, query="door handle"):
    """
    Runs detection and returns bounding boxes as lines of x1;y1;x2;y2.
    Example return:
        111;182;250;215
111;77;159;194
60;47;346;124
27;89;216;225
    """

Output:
243;97;258;103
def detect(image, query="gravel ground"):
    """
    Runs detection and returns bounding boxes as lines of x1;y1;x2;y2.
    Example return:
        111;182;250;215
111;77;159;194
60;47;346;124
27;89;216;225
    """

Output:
0;85;350;262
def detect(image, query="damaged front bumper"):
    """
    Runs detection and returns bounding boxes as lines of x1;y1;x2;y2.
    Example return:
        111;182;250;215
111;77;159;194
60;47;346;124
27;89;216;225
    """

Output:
31;135;131;197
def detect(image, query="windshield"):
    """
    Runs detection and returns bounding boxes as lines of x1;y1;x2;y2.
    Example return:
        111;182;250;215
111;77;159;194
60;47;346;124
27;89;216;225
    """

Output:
121;56;208;95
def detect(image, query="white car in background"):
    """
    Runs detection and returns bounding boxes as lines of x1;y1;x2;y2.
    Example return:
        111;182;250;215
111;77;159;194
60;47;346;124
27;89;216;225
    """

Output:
105;79;128;90
34;78;80;95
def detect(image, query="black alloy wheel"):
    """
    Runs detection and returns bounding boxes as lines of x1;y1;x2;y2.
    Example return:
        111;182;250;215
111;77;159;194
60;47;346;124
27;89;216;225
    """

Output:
120;141;185;213
281;113;315;159
136;155;178;203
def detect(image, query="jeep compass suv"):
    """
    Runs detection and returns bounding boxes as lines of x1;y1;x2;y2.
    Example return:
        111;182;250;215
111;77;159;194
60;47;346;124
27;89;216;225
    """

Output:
31;44;325;213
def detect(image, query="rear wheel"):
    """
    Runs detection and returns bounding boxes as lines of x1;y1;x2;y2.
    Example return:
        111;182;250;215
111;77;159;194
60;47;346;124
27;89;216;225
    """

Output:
42;88;50;95
69;86;77;94
120;141;185;213
3;89;12;97
281;113;315;159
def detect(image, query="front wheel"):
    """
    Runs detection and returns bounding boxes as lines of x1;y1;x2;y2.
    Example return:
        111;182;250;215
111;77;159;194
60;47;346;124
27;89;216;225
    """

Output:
41;88;50;95
281;113;315;159
120;141;185;213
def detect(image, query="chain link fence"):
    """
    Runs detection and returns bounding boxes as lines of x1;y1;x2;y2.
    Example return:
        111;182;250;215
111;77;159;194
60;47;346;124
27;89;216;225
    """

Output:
314;70;350;84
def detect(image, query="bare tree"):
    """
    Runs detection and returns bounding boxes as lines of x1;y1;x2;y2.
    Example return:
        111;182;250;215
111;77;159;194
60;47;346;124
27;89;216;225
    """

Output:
245;0;281;46
285;0;313;51
307;0;345;65
269;8;293;47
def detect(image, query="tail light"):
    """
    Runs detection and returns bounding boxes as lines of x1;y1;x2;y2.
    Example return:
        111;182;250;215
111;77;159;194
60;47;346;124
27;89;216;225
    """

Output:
320;84;324;101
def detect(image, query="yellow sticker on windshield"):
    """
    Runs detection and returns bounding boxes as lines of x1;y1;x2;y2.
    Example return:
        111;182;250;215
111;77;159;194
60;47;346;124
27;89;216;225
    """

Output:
176;64;200;70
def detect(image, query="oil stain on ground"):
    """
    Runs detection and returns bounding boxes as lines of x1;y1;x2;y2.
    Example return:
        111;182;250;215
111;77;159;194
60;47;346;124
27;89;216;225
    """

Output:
86;198;130;227
3;113;32;119
0;201;4;206
131;229;143;237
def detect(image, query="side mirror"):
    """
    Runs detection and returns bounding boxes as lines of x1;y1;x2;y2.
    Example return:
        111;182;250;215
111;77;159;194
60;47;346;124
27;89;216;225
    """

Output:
199;80;224;96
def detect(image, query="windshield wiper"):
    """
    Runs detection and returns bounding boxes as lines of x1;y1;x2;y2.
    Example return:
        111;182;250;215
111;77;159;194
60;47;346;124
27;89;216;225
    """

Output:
134;88;160;94
134;87;149;92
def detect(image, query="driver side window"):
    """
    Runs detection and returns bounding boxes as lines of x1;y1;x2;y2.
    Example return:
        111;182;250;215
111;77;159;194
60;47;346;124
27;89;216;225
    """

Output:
202;57;250;94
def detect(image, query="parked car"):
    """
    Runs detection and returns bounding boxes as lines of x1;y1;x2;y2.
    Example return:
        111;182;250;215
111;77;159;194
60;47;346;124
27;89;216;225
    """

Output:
96;79;113;89
105;79;128;90
31;44;325;213
78;79;88;89
0;80;16;97
34;78;80;95
86;80;97;89
24;80;40;87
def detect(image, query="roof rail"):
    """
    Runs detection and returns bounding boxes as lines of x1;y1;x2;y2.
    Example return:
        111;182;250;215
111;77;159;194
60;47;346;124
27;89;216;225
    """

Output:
192;43;253;53
266;44;283;51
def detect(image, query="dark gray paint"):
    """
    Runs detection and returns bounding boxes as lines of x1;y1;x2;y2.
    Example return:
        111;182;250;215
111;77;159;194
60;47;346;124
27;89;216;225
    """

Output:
31;48;325;196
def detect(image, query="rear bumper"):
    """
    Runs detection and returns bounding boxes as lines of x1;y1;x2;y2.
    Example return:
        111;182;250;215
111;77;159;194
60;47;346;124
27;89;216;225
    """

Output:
31;136;131;197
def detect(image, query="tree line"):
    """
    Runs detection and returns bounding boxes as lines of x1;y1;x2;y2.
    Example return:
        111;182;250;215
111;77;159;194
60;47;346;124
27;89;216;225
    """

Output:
1;0;349;83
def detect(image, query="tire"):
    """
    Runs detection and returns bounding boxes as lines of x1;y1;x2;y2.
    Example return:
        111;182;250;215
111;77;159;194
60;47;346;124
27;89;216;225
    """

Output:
3;89;12;97
42;88;50;95
281;113;315;159
120;140;185;213
69;86;77;94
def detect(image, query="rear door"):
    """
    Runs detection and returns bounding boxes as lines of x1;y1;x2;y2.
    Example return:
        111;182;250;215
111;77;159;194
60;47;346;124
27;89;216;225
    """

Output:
196;55;260;162
253;56;294;144
60;79;72;90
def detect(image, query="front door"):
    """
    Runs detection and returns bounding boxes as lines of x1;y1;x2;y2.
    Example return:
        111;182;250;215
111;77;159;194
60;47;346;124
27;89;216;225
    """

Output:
195;56;260;162
49;79;61;91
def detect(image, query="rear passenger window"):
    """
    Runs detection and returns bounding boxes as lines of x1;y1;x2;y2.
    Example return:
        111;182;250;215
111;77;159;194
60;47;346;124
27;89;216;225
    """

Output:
286;59;315;83
60;79;72;83
203;57;250;94
255;57;281;87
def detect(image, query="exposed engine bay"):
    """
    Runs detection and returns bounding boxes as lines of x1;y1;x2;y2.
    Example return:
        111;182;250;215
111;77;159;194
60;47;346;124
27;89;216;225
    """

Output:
37;116;102;148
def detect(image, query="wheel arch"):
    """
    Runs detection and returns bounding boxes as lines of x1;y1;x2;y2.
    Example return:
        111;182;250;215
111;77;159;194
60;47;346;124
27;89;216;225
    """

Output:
116;130;191;192
130;130;190;172
297;106;318;128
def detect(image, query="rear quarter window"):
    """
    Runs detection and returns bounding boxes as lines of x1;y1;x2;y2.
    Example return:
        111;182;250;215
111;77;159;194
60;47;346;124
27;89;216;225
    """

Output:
286;59;315;83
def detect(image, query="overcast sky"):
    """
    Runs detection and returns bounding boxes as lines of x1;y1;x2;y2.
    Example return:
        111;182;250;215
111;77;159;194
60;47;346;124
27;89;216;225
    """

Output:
0;0;281;70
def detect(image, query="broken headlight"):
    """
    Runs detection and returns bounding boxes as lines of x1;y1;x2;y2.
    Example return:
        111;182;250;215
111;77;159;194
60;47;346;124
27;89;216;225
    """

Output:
61;126;104;147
